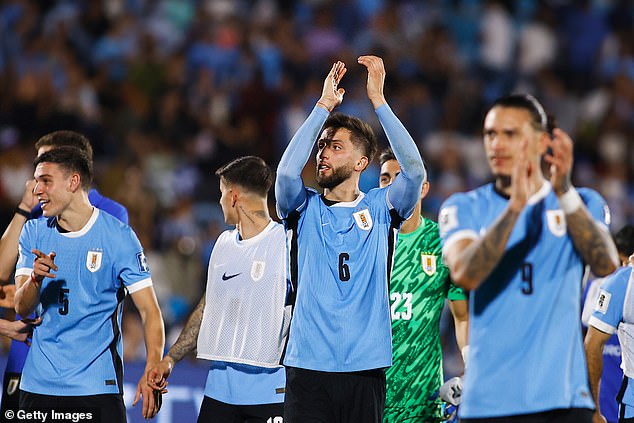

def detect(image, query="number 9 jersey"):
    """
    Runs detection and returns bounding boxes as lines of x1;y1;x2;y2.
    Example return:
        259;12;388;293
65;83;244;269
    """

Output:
438;182;609;418
15;208;152;396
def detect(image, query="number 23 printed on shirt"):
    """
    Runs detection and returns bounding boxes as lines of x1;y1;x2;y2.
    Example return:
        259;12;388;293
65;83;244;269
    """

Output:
391;292;413;320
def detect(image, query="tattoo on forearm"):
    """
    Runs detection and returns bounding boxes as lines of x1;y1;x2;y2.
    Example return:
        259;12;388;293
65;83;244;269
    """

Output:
463;208;520;285
167;295;205;362
566;209;618;276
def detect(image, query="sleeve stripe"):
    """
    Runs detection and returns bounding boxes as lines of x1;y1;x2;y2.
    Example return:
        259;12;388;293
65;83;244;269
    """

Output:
588;316;617;335
442;230;479;256
126;278;153;294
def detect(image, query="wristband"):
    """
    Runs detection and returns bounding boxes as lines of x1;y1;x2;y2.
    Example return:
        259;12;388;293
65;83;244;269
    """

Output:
15;207;30;219
558;188;582;214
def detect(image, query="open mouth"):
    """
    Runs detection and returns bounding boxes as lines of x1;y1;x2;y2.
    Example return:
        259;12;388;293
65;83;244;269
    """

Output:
318;163;330;173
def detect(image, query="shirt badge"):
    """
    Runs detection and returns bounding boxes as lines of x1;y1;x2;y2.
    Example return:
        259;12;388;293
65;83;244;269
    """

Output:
546;210;566;237
421;254;437;276
251;261;266;281
86;250;103;273
353;209;373;231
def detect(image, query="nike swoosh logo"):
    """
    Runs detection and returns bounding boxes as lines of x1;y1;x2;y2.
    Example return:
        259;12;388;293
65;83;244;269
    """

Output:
221;272;241;281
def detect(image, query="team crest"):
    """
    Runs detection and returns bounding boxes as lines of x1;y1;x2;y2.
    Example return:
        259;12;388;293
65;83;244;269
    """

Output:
353;209;373;231
86;250;103;272
6;375;19;395
421;254;437;276
546;210;566;237
251;261;265;281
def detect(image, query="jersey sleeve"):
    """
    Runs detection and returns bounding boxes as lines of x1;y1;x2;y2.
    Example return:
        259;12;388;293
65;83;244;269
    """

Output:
15;222;36;278
588;268;630;335
579;188;611;228
447;280;467;301
276;106;329;219
376;104;425;219
114;227;153;294
438;193;479;257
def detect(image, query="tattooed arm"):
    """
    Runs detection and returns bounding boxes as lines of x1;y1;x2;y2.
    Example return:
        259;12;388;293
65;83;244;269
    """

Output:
545;128;618;277
563;207;618;277
444;207;522;291
147;294;206;390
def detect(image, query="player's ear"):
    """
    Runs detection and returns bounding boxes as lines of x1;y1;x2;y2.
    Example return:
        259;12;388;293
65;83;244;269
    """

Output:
355;156;369;172
68;172;81;193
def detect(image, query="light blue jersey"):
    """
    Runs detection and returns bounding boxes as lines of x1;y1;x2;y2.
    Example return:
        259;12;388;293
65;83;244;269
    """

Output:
15;208;152;396
589;266;634;419
439;182;608;418
203;362;285;405
276;104;424;373
281;188;400;372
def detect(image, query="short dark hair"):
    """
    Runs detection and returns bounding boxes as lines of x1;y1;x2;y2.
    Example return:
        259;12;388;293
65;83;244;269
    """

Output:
35;131;94;161
34;146;93;189
614;224;634;257
378;147;429;181
215;156;273;197
323;113;377;165
489;94;548;132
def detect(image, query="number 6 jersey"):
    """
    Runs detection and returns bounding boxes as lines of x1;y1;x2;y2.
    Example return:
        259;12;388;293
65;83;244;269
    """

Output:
438;182;609;418
281;187;402;372
15;208;152;396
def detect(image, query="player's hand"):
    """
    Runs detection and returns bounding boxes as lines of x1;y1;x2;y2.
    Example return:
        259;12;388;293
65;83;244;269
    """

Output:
439;376;463;406
18;179;37;212
147;358;173;391
133;371;163;419
509;139;529;213
544;128;573;196
317;61;347;112
592;411;607;423
31;249;57;281
0;285;16;308
7;317;41;345
357;55;386;108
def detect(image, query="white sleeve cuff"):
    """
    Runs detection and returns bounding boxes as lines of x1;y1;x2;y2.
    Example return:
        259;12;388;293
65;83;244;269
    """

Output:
588;316;617;335
126;278;153;294
442;230;479;257
15;268;32;278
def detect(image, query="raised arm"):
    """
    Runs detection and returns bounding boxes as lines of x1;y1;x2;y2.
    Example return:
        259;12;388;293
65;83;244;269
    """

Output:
0;180;36;283
545;128;618;277
358;55;424;218
276;62;346;216
130;286;165;420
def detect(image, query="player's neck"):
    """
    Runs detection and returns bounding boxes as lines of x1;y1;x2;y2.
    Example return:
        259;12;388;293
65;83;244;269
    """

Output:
400;202;422;234
57;192;94;232
322;178;361;203
495;173;547;198
236;200;271;240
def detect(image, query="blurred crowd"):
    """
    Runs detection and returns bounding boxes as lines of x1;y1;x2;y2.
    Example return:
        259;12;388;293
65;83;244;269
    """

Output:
0;0;633;362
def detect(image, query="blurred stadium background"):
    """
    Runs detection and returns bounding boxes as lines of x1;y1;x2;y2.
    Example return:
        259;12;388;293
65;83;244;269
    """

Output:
0;0;632;421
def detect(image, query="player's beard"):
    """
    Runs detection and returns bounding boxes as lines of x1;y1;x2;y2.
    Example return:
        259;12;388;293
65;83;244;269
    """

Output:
316;162;355;189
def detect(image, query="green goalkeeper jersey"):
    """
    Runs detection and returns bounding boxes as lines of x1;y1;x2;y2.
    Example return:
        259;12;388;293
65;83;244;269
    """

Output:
384;218;466;423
